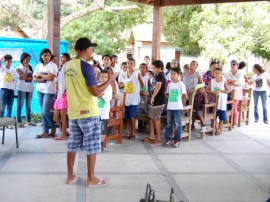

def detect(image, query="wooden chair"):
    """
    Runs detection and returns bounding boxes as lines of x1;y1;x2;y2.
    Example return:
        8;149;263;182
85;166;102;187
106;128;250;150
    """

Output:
200;93;217;139
238;88;252;127
181;91;195;141
222;90;235;131
0;100;19;149
103;93;126;148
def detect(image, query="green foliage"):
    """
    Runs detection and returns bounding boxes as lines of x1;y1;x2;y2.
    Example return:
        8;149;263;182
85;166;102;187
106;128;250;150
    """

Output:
61;1;149;55
162;5;202;56
31;113;42;123
162;2;270;62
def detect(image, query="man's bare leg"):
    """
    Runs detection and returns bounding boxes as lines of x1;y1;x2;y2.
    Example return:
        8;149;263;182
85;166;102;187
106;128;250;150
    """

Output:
66;152;76;182
154;120;161;140
87;154;104;186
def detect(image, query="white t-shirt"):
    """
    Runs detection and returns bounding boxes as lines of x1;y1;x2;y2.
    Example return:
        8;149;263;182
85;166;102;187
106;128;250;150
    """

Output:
98;84;112;119
16;64;34;92
211;78;227;111
141;74;150;92
166;70;172;81
0;66;17;91
123;71;141;106
224;70;244;100
33;61;58;94
252;72;270;91
167;81;187;110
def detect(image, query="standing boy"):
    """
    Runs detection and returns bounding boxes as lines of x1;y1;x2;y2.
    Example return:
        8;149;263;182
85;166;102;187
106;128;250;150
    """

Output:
120;57;144;139
163;67;187;148
206;68;230;135
97;70;113;150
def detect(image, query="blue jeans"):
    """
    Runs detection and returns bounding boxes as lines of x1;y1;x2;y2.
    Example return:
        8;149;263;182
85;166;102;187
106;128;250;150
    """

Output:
17;90;33;123
0;88;14;117
165;110;182;141
253;90;268;122
38;92;56;133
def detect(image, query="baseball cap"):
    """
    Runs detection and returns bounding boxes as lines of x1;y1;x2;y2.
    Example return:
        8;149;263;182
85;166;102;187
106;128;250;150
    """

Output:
74;37;97;51
195;84;205;91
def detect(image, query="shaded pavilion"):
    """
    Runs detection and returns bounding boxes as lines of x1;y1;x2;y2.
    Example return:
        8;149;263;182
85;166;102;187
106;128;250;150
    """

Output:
47;0;265;61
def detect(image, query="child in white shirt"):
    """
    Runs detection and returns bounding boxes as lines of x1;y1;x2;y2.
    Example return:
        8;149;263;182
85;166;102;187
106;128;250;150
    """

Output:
163;67;187;148
97;70;113;149
206;68;230;135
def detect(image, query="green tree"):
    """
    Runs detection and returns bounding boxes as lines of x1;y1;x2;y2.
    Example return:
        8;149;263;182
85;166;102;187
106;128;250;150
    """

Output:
162;5;202;56
162;2;270;63
0;0;148;54
61;1;149;55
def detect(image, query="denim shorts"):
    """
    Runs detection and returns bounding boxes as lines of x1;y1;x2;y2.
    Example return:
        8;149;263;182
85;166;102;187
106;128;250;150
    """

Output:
100;119;108;135
67;116;101;155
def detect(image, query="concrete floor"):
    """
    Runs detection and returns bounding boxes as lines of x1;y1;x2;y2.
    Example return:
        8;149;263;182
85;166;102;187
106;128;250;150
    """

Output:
0;116;270;202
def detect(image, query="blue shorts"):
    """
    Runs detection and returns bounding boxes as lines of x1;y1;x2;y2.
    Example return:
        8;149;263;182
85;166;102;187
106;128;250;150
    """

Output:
217;110;226;121
67;116;101;155
125;105;138;119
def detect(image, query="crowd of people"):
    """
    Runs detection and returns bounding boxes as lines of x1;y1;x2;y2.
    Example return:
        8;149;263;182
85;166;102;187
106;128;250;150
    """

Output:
0;37;270;187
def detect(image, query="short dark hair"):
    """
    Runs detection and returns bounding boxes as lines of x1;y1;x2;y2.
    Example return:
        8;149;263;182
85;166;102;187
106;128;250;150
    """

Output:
102;54;112;61
253;64;264;74
100;69;109;75
210;61;218;67
40;48;52;64
183;64;189;69
165;62;172;70
139;63;148;69
121;62;127;66
238;61;246;69
230;60;238;66
171;67;181;74
127;57;136;65
215;67;222;72
61;53;71;61
4;54;12;61
144;55;150;59
152;60;164;70
111;54;118;59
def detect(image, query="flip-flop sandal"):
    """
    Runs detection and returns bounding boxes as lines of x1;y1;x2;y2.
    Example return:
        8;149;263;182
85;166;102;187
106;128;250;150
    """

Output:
142;137;154;142
66;175;79;185
35;134;52;139
151;139;161;144
87;179;106;188
215;132;221;135
54;136;67;141
128;135;136;140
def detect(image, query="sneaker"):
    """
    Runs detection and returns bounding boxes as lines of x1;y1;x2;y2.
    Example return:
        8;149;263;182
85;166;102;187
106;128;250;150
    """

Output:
201;126;207;133
264;121;268;124
171;140;180;148
254;120;258;123
162;140;172;147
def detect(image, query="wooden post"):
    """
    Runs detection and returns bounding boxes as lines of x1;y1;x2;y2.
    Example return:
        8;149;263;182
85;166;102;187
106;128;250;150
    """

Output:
47;0;60;64
151;0;162;62
175;49;181;63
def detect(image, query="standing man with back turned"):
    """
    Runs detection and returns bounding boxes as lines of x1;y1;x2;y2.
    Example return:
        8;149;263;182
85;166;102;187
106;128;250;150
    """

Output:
64;38;114;187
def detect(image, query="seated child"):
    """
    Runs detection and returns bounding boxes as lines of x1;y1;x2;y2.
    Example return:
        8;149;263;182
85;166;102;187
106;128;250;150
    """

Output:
192;84;208;132
97;70;113;149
